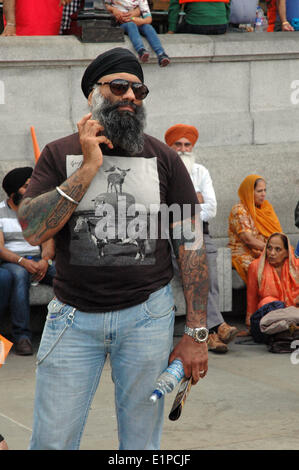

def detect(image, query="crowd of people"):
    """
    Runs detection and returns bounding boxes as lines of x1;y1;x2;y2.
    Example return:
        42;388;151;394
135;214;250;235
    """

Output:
1;1;299;65
164;125;299;346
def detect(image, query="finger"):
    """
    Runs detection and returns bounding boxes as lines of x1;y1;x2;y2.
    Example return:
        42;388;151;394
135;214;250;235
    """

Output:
77;113;92;130
96;135;114;149
191;371;200;385
79;119;105;136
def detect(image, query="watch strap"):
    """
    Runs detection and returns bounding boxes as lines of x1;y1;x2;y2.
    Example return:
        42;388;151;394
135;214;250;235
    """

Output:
184;326;209;343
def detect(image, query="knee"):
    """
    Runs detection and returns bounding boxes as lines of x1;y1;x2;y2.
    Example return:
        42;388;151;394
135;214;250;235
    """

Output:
141;23;153;32
0;269;13;287
12;266;30;284
126;21;139;31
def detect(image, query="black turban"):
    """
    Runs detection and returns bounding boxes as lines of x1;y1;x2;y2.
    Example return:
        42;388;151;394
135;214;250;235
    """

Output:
81;47;144;99
2;167;33;196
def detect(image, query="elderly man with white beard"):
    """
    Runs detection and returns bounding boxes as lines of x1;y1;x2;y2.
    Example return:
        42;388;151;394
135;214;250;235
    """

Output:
18;48;209;450
165;124;238;353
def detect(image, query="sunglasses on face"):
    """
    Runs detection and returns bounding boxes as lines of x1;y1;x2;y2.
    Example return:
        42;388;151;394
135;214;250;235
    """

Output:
97;79;149;100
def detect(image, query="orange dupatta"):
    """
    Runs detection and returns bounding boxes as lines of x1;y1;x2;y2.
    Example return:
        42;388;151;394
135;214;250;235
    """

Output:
238;174;283;238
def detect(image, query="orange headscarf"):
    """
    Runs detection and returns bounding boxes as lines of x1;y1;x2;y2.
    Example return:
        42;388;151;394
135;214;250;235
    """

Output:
164;124;199;147
257;233;299;306
238;174;282;238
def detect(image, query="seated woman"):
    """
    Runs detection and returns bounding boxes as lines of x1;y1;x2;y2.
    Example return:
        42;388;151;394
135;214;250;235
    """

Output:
228;174;283;284
247;233;299;328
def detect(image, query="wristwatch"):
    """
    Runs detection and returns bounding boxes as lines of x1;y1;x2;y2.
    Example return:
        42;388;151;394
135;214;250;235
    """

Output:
184;326;209;343
43;258;53;266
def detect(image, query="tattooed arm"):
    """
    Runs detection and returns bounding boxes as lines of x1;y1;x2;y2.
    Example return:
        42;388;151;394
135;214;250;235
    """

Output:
18;113;113;245
169;215;209;384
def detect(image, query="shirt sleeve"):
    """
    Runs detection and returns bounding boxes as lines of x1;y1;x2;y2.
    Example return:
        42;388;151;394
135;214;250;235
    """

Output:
139;0;152;17
230;204;253;236
166;152;201;242
25;145;65;199
192;165;217;222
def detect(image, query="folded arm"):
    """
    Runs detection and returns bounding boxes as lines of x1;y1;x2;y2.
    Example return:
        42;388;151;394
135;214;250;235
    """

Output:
239;231;265;254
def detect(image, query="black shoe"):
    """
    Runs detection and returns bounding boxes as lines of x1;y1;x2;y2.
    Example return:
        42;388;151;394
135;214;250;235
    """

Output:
158;53;170;67
138;49;150;63
14;338;33;356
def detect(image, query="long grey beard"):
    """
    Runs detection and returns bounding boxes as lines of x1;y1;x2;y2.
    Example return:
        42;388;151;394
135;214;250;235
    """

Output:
91;92;146;155
177;151;196;174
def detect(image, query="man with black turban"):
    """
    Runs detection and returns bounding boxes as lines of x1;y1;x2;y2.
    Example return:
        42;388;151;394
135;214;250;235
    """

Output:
0;167;56;356
18;47;209;450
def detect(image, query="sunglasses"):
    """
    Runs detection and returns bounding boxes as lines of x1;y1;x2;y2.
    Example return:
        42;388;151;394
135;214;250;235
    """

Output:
97;79;149;100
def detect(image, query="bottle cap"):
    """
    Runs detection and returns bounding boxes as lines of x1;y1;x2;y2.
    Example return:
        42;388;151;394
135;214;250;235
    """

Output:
149;390;162;403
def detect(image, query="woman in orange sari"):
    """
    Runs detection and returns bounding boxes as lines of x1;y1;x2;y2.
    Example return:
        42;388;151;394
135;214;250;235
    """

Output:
228;174;283;284
247;233;299;327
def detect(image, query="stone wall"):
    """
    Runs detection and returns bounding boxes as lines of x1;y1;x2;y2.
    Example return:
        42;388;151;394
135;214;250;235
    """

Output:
0;33;298;240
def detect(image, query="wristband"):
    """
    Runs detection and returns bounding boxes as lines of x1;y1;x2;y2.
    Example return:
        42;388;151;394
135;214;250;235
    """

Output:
56;186;79;205
17;256;23;264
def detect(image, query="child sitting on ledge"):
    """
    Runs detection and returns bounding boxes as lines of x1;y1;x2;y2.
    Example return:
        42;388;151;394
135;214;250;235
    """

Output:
105;0;170;67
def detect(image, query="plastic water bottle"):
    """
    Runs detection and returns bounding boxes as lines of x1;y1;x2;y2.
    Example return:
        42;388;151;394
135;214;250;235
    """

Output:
255;18;263;32
27;256;39;286
255;6;265;32
149;359;185;404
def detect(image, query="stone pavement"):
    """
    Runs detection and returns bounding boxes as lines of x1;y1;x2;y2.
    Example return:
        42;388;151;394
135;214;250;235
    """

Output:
1;315;299;451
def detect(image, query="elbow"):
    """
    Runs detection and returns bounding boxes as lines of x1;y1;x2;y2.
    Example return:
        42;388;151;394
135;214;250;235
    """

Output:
23;233;40;246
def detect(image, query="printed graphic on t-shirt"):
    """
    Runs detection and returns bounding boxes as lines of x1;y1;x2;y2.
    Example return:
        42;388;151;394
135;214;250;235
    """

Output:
66;155;161;266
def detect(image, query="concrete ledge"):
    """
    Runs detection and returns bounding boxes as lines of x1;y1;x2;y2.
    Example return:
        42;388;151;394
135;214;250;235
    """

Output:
2;33;299;64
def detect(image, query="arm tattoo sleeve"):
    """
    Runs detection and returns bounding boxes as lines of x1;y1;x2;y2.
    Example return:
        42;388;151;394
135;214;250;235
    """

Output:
171;216;209;327
18;178;87;244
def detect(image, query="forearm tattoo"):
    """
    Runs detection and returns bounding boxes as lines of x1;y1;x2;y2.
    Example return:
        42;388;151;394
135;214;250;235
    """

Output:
18;180;86;243
171;217;209;327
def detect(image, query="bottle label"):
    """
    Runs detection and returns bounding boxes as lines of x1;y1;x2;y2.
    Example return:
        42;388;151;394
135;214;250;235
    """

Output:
166;360;185;382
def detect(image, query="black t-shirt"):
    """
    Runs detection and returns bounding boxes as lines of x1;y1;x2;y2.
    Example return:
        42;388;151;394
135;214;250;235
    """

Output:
25;132;200;312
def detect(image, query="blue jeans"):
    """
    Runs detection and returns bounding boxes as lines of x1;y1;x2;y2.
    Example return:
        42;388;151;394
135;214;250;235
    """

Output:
0;267;13;315
29;284;175;450
120;22;165;57
1;257;56;342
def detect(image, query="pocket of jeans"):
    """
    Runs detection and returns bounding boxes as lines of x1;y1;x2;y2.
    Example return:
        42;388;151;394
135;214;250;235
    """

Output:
36;302;76;366
142;284;175;319
46;298;69;323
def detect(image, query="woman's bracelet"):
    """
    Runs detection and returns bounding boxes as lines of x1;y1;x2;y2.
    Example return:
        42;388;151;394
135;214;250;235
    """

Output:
6;23;16;26
56;186;79;205
17;256;23;264
282;21;289;25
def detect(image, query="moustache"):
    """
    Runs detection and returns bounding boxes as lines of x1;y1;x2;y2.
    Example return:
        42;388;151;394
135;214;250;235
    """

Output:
108;100;139;113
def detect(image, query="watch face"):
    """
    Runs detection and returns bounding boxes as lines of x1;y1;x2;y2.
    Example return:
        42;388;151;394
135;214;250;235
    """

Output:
195;328;208;341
